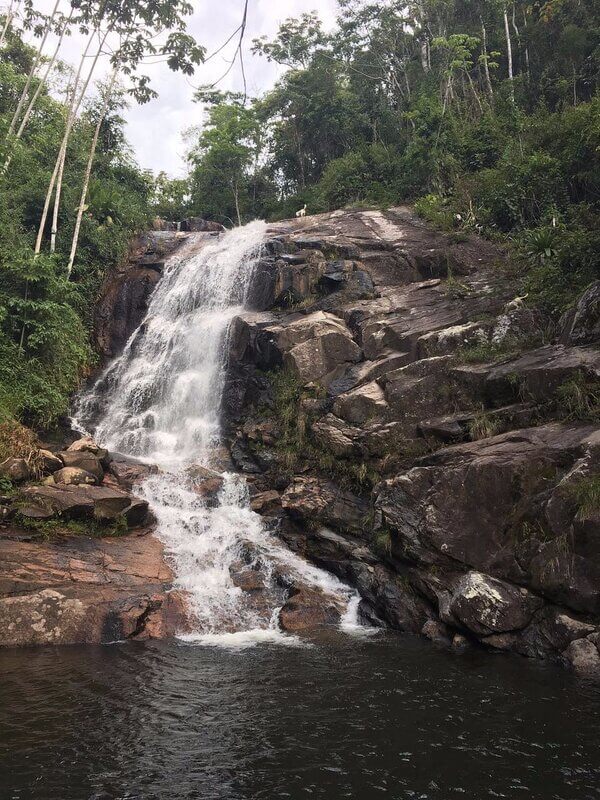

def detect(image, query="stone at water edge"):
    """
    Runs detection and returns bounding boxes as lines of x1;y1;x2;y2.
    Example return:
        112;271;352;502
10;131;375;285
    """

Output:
59;451;104;481
50;466;99;486
278;586;343;632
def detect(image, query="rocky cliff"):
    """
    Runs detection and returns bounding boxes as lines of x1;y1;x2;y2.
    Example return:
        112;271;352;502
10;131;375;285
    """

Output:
1;207;598;674
222;206;600;676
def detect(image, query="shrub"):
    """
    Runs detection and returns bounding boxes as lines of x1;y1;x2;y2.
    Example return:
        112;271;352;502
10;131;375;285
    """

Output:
567;475;600;518
555;373;600;421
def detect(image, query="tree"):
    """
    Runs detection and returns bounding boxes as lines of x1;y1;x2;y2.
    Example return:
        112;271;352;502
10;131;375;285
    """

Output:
189;94;263;225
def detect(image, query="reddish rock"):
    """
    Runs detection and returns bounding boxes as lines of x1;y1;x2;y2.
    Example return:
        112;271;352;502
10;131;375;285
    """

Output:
0;533;188;646
278;587;342;632
250;490;281;514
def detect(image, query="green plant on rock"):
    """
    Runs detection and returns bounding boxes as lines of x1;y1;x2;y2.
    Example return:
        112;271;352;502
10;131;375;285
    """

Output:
555;373;600;421
468;409;500;441
372;528;392;558
566;475;600;518
16;514;129;540
521;227;558;265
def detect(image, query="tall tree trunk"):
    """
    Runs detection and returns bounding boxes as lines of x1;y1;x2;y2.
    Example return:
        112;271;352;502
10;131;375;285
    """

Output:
2;10;71;175
503;5;515;101
49;144;66;253
35;29;106;255
6;0;61;141
420;40;430;73
49;76;74;253
67;64;119;275
480;17;494;99
0;0;16;49
511;5;522;72
17;11;71;138
522;10;531;83
466;71;484;113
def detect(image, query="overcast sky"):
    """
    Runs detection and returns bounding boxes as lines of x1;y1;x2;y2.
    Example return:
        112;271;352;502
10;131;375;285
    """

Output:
33;0;338;176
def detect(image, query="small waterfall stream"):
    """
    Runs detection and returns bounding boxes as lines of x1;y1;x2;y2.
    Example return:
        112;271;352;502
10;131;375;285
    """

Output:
74;222;363;647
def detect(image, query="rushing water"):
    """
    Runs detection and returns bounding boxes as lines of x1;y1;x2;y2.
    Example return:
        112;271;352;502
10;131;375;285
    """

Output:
2;635;600;800
74;223;362;645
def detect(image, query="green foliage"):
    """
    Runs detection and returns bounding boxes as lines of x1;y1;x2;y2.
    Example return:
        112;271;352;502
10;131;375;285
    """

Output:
188;97;273;225
0;38;154;429
16;514;129;539
372;529;392;558
209;0;600;316
414;194;455;230
555;373;600;421
455;335;542;365
265;368;380;491
566;476;600;518
468;410;500;441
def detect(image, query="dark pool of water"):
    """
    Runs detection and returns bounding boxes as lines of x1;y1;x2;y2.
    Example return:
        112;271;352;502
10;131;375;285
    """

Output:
1;633;599;800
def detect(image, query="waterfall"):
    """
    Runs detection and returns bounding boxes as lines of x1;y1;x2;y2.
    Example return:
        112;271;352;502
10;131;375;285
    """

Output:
74;222;364;647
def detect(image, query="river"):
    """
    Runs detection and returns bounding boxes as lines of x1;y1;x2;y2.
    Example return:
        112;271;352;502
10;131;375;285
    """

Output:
1;633;599;799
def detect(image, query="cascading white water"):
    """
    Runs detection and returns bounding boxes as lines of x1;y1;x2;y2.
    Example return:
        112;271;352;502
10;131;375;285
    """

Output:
74;222;365;647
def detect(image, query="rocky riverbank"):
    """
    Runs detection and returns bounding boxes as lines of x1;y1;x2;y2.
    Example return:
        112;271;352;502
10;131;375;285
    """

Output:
0;434;189;646
220;206;600;676
1;207;598;675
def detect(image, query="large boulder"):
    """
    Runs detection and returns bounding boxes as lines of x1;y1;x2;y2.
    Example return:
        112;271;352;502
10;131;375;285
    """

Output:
278;586;342;632
0;534;186;647
417;321;489;358
311;414;363;458
485;344;600;405
51;467;98;486
59;450;104;481
19;484;147;524
281;477;369;535
333;381;389;426
375;424;599;614
284;330;361;386
448;571;543;636
559;281;600;346
180;217;225;232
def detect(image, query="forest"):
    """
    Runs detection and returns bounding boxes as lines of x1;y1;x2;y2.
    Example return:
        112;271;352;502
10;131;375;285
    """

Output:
1;0;599;434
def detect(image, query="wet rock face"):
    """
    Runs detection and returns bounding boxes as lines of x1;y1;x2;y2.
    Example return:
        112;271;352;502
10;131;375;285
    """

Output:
93;232;189;362
227;207;600;677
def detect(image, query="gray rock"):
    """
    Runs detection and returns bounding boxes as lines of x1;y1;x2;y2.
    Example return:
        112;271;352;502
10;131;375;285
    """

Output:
0;457;30;482
449;571;543;636
559;281;600;346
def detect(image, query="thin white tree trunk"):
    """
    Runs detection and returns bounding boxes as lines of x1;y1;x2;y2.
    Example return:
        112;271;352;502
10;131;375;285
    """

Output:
6;0;60;140
16;11;71;138
503;6;514;101
49;144;66;253
49;76;74;252
480;18;494;99
420;40;429;73
67;64;119;275
2;10;71;175
0;0;16;49
35;28;107;255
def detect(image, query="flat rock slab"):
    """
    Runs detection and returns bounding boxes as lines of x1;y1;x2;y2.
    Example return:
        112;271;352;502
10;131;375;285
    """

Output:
0;531;187;647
